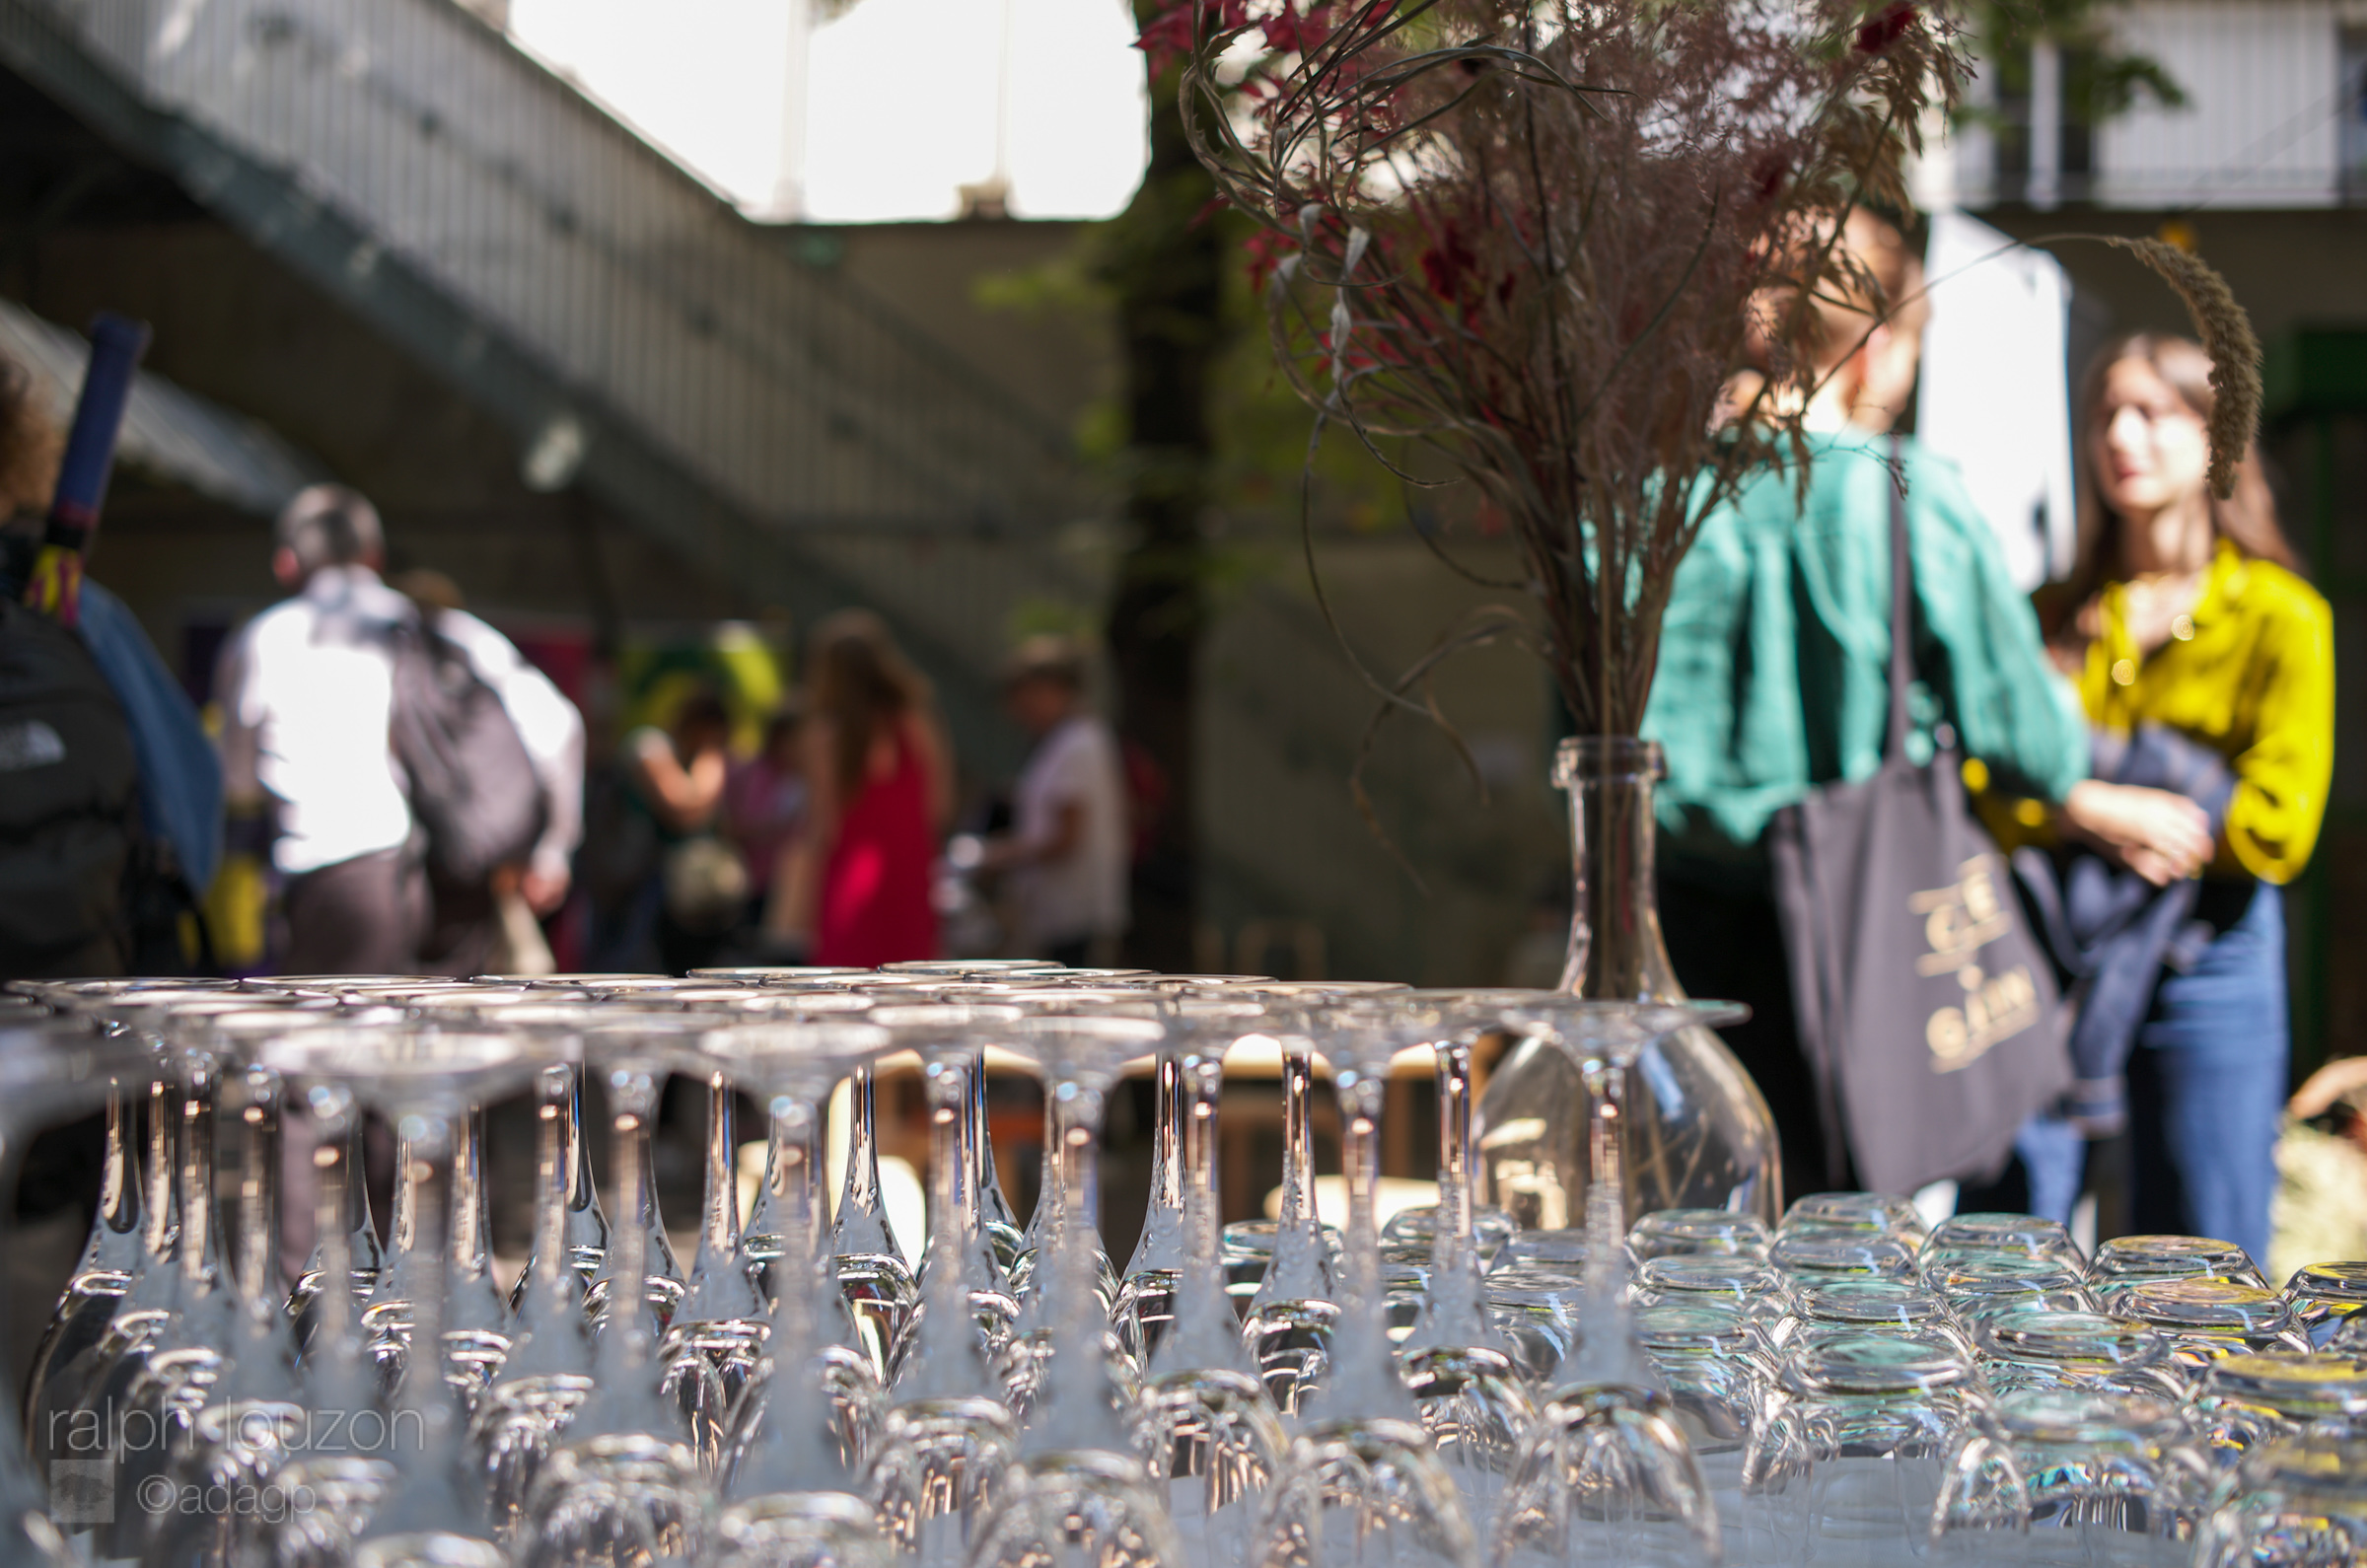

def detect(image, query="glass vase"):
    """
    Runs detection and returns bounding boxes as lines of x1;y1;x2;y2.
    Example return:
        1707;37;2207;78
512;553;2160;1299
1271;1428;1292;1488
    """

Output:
1475;736;1780;1226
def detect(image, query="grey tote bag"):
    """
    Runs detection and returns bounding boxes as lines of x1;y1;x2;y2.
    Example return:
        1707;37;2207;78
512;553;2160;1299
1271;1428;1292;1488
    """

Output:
1764;446;2071;1194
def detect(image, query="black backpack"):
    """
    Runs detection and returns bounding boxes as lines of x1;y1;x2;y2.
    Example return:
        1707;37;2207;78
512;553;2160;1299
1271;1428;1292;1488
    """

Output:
389;609;545;888
0;597;138;977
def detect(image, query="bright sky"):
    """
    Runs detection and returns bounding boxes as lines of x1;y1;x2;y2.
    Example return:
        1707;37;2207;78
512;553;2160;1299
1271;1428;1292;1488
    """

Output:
509;0;1151;222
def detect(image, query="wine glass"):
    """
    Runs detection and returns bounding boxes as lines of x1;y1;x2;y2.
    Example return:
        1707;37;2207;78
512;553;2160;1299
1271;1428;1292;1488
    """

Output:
1972;1310;2183;1401
263;1023;545;1568
1743;1333;1980;1564
0;1014;151;1563
576;1011;691;1340
968;1010;1187;1568
465;1022;605;1541
134;1056;313;1568
1238;1003;1339;1416
868;1004;1028;1379
2282;1261;2367;1349
1933;1389;2212;1554
2192;1435;2367;1568
519;1014;718;1568
1251;1001;1480;1568
1344;994;1537;1535
2189;1353;2367;1477
1489;997;1744;1568
1133;1004;1287;1568
692;1015;898;1568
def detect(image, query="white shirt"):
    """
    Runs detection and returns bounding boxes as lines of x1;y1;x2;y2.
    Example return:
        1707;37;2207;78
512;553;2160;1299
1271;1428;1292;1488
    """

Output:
1009;713;1128;950
216;564;585;880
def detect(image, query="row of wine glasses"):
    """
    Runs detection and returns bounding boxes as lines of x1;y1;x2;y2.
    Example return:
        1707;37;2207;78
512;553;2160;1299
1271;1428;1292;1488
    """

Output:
0;966;2356;1568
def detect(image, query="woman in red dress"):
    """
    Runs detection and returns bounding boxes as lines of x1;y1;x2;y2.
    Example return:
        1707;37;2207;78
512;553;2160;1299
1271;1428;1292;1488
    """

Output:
773;610;951;965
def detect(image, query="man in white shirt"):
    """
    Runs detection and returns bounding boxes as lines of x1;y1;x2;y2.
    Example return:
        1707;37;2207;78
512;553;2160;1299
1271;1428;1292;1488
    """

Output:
215;485;582;973
985;636;1128;965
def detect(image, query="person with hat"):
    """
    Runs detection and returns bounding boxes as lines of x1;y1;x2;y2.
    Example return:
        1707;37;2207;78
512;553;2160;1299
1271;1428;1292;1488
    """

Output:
983;635;1129;965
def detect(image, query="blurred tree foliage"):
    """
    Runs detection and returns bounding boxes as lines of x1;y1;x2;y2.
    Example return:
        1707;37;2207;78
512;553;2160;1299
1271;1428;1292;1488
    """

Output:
1970;0;2184;129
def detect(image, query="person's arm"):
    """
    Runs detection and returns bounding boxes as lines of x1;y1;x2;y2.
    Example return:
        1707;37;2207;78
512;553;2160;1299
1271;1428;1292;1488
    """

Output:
2218;581;2335;885
1906;449;2089;806
628;729;727;834
445;613;585;910
768;720;839;942
2058;779;2214;887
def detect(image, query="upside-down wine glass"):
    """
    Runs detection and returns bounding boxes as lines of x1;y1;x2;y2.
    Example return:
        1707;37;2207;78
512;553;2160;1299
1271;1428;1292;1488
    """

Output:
869;1000;1027;1568
1251;1000;1480;1568
272;1024;542;1568
1491;997;1746;1568
520;1013;717;1568
0;1015;147;1564
466;1012;603;1542
1134;1005;1286;1568
578;1010;688;1340
1369;994;1538;1536
968;1010;1186;1568
137;1055;312;1568
38;990;303;1506
696;1016;897;1568
1240;1002;1339;1415
873;1005;1028;1372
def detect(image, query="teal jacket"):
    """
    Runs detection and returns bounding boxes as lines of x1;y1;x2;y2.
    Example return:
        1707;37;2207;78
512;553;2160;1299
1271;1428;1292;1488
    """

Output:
1641;429;2086;878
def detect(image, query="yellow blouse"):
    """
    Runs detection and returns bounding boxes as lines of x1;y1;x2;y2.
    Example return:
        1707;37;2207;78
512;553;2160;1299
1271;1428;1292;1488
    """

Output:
2079;541;2334;885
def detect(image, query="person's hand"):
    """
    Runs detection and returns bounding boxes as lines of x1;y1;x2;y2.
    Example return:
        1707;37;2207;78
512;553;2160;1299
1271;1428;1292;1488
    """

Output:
2060;779;2214;888
2289;1055;2367;1121
522;864;571;915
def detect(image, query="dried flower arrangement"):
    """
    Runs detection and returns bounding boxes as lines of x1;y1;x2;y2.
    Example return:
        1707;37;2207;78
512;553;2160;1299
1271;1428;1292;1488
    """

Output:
1149;0;2259;750
1153;0;1972;742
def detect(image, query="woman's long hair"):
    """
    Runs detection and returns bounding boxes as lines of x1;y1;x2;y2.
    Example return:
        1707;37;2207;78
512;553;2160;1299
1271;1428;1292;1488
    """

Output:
2056;332;2295;637
806;609;930;798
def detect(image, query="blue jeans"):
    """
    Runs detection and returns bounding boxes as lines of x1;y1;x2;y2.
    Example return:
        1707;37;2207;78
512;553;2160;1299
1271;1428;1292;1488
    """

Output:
2126;880;2288;1266
1962;881;2287;1267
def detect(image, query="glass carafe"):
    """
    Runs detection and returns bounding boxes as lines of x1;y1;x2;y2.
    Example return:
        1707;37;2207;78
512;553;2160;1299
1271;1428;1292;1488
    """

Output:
1475;736;1780;1225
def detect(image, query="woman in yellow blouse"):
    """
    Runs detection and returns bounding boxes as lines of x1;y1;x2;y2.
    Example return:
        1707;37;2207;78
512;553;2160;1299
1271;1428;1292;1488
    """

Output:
2045;332;2333;1264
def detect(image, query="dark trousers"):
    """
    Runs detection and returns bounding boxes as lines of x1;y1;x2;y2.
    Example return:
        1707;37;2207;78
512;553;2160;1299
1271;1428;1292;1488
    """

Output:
1658;869;1844;1204
280;845;428;975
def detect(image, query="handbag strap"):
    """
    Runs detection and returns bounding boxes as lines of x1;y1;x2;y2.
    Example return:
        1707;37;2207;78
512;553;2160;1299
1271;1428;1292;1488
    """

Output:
1884;435;1913;760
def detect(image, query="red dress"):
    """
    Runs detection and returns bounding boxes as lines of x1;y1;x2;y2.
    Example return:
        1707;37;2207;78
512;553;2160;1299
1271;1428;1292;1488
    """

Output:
814;720;938;966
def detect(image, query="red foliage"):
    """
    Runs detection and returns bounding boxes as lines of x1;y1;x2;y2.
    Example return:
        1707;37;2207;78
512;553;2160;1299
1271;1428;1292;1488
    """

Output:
1855;2;1919;53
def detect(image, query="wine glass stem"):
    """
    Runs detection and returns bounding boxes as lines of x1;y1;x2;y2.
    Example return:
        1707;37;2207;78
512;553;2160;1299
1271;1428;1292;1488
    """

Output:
1183;1056;1221;1232
604;1068;657;1361
312;1091;357;1365
1580;1056;1626;1315
702;1072;740;1260
394;1109;452;1422
144;1075;176;1261
923;1056;971;1251
1341;1083;1383;1312
179;1059;215;1286
534;1067;570;1287
1279;1038;1315;1231
967;1047;1000;1221
839;1066;884;1227
1151;1050;1182;1214
1434;1039;1473;1267
452;1105;488;1281
100;1082;136;1243
238;1067;280;1304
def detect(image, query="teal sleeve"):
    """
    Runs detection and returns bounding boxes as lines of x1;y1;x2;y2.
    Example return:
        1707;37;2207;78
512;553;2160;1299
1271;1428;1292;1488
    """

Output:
1905;448;2089;803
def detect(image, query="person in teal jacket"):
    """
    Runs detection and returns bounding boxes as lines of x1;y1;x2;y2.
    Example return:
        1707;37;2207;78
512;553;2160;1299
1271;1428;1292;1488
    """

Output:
1642;212;2089;1194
